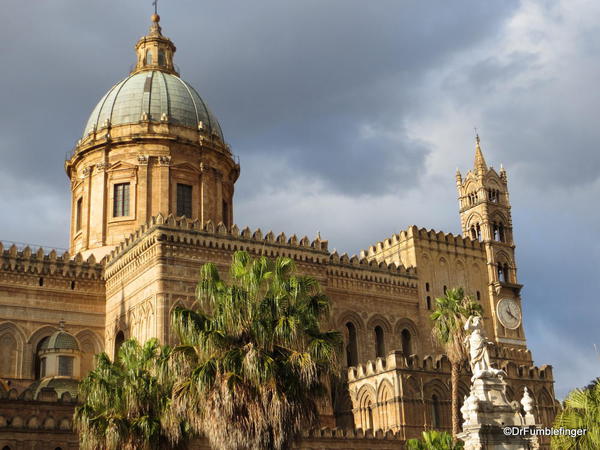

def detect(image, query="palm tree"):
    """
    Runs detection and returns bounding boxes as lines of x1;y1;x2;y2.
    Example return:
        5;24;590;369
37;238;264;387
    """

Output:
430;287;482;438
167;250;342;450
74;338;187;450
407;430;464;449
552;377;600;449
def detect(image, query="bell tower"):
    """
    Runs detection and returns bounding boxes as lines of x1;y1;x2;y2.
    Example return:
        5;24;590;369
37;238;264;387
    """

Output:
456;136;526;347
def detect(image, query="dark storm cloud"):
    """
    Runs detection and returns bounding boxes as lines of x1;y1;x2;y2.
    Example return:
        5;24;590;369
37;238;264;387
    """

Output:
0;0;597;399
0;0;520;194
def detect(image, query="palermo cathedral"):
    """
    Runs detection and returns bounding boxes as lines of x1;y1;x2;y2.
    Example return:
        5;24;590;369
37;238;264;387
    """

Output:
0;14;557;449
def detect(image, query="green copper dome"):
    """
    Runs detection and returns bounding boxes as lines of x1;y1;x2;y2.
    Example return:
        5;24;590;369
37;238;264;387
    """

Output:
82;71;224;141
40;330;80;351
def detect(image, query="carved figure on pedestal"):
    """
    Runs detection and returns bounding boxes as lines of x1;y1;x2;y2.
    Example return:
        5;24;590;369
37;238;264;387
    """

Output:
463;316;506;381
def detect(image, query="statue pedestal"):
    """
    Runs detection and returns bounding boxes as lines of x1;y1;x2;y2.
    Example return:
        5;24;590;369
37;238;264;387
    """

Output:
458;377;540;450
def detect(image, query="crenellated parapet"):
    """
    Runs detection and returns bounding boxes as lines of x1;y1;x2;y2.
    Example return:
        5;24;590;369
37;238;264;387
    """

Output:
104;214;419;290
0;242;104;292
348;350;552;384
362;226;483;260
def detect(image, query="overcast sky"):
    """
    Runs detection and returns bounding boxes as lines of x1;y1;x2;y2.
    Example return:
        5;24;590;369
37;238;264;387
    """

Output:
1;0;598;399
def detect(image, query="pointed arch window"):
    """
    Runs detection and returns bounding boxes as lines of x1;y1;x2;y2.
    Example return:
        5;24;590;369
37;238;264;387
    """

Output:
345;322;358;367
114;331;125;360
401;329;412;356
431;394;441;428
374;326;385;358
498;263;510;283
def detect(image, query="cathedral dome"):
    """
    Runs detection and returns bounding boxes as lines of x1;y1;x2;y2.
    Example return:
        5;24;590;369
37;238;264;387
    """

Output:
82;71;224;141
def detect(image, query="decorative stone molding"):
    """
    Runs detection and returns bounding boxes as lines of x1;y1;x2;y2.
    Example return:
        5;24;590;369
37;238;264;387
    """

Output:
95;162;110;172
158;155;171;166
80;166;93;178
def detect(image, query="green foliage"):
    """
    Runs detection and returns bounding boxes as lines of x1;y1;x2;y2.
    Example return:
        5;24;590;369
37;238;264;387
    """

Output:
430;287;482;437
168;250;342;450
407;430;464;450
74;338;187;450
552;378;600;449
430;287;482;364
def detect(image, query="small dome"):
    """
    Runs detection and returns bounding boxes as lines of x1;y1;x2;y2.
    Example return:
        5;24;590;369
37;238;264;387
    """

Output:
83;71;224;141
28;378;79;399
41;330;80;351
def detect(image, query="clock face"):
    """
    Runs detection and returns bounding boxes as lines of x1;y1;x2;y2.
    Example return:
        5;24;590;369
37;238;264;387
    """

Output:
497;298;522;330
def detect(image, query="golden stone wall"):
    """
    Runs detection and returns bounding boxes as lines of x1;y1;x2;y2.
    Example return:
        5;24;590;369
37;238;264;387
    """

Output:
0;244;104;391
65;121;239;260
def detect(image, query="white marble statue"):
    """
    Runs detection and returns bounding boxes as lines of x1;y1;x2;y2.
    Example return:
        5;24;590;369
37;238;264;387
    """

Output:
463;316;506;380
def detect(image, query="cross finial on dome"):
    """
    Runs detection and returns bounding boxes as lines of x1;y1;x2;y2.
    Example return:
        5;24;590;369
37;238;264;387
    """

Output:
153;0;158;15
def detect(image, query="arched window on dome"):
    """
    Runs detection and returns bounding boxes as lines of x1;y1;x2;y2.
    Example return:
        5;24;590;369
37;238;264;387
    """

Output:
145;50;153;65
35;336;50;380
58;356;74;377
158;50;166;66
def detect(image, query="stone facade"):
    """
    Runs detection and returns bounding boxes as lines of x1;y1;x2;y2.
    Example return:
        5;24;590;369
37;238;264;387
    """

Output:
0;13;558;450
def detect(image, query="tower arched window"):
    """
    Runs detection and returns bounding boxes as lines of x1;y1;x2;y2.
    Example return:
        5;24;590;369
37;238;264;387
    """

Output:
401;329;412;356
499;223;505;242
476;291;481;301
426;296;431;310
498;264;510;283
476;223;481;241
425;282;430;292
470;225;477;240
158;50;166;66
145;50;152;65
374;326;385;358
345;322;358;367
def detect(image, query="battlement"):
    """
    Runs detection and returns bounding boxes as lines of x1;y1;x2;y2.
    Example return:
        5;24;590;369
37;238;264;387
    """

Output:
361;226;483;260
347;350;552;383
327;251;417;286
104;214;417;289
0;242;104;280
105;213;329;268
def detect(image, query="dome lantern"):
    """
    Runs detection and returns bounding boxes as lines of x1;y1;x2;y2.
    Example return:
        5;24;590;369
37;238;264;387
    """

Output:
133;13;178;76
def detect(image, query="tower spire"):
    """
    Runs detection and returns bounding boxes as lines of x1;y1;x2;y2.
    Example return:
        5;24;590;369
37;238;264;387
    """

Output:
474;134;487;174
